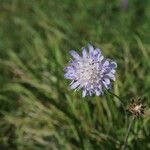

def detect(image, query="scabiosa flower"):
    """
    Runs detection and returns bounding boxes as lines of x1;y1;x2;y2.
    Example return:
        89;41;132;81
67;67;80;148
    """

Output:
64;44;117;97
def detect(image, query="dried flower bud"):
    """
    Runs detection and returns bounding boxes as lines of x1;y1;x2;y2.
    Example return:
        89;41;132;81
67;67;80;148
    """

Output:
127;98;146;117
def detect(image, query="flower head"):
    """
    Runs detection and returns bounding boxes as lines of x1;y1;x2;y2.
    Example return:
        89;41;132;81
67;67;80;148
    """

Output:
64;44;117;97
127;98;146;117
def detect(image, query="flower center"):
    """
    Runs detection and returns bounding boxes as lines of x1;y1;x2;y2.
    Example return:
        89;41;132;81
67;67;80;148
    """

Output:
134;104;142;113
76;58;100;86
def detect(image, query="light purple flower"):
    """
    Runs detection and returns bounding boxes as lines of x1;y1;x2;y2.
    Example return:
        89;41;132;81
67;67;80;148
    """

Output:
64;44;117;97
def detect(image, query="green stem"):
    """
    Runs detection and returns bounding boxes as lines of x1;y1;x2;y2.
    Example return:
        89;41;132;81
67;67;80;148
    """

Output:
107;90;127;127
121;116;135;150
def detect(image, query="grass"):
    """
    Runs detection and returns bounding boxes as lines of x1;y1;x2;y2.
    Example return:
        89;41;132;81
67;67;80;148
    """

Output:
0;0;150;149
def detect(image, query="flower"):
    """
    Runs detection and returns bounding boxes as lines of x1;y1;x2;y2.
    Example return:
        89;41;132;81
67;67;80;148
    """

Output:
127;98;145;117
64;44;117;97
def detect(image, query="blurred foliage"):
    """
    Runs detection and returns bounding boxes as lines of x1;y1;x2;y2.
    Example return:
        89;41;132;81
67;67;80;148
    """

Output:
0;0;150;149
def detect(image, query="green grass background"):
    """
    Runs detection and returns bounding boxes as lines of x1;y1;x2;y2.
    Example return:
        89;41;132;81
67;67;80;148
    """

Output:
0;0;150;149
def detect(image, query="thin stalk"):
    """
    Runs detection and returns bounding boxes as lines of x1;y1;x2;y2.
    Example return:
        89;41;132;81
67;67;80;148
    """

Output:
121;116;135;150
107;91;123;102
107;90;127;127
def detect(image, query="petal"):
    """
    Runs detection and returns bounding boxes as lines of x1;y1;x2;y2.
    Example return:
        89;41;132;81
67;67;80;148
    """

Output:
96;63;99;70
82;89;87;97
110;69;116;74
102;78;111;89
103;60;109;67
95;89;101;96
107;74;116;81
110;62;117;68
102;81;108;89
98;85;104;95
70;81;80;89
70;50;80;60
69;60;78;68
64;66;74;72
88;44;94;55
89;90;94;96
64;73;75;79
82;48;87;58
90;85;94;89
104;78;110;85
99;56;104;62
94;48;101;56
98;84;102;90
